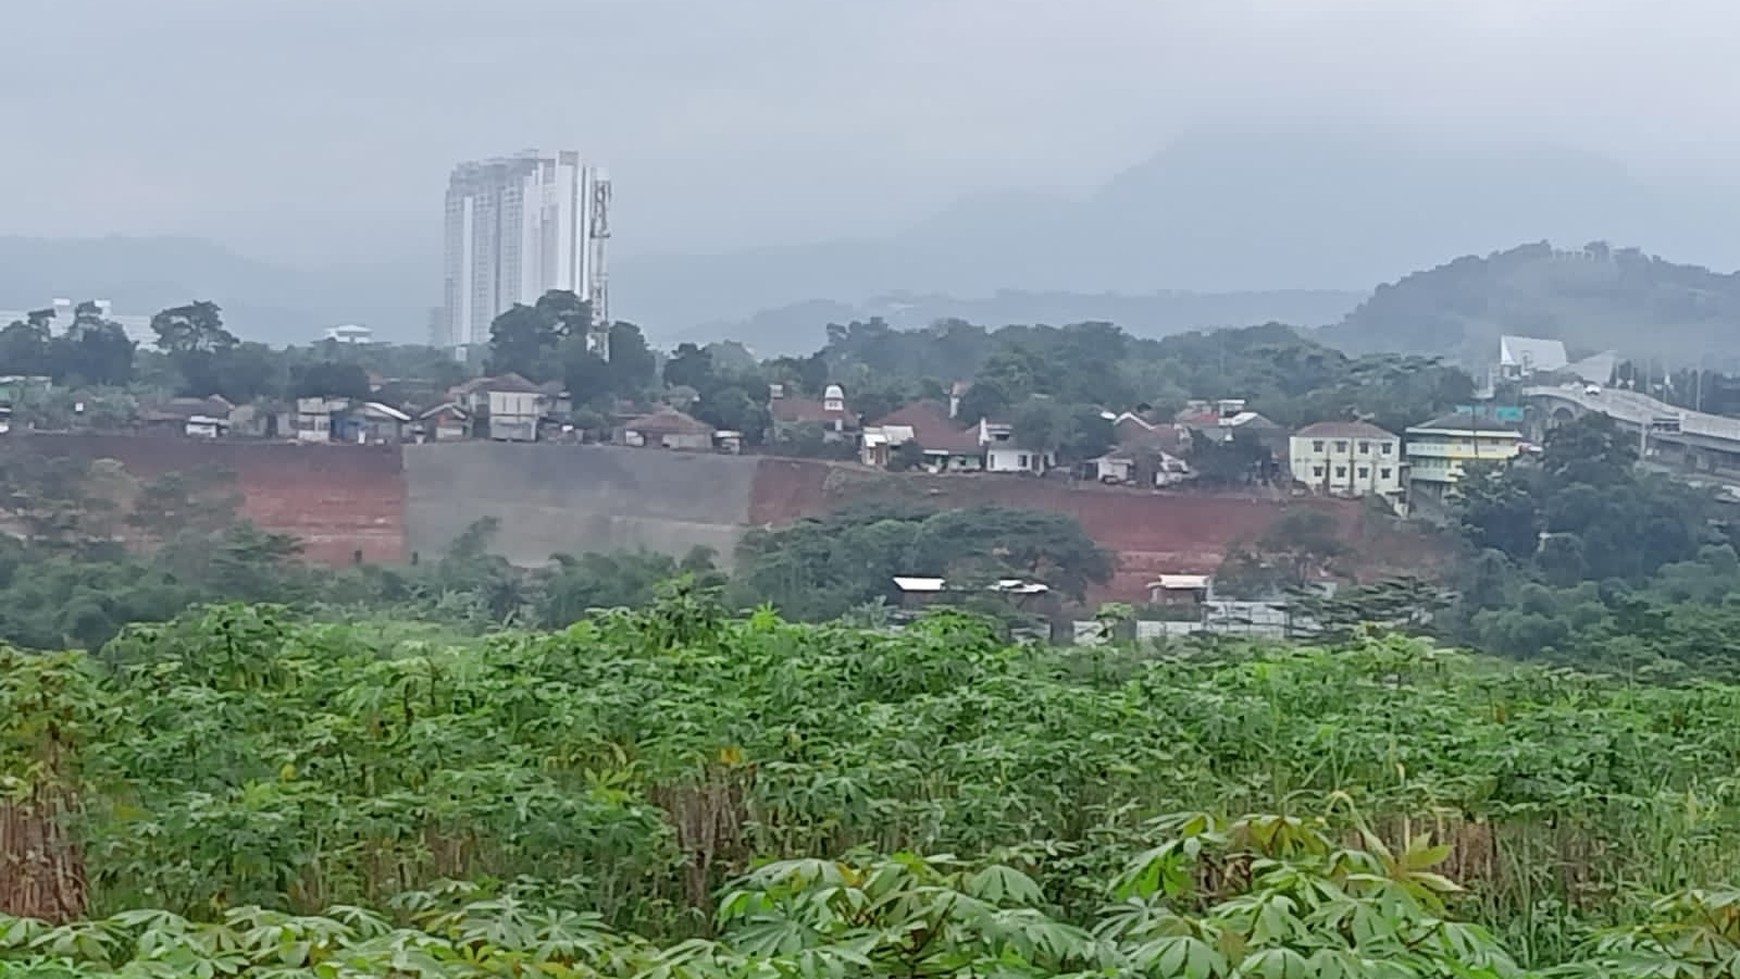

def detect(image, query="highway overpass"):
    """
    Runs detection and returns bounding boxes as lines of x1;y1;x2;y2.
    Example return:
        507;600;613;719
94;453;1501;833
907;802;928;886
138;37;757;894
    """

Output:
1523;384;1740;483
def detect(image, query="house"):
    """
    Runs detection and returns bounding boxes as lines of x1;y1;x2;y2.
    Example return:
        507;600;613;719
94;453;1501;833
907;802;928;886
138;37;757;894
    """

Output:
141;395;235;438
416;402;472;441
891;576;1051;612
1498;335;1569;378
623;406;716;450
860;401;984;472
979;417;1051;474
1288;421;1403;499
859;424;915;467
1112;411;1191;454
293;397;344;443
771;383;858;440
1151;450;1193;487
1084;452;1136;484
226;402;288;439
334;402;412;444
1405;411;1525;497
481;374;546;442
1147;573;1211;607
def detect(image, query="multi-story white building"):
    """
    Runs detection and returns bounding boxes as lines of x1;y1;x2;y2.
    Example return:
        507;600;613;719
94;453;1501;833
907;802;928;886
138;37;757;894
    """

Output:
441;150;604;358
1288;421;1404;501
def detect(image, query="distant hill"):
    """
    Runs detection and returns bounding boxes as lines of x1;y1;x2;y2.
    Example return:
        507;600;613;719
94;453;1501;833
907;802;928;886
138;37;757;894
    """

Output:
18;122;1740;349
615;122;1740;338
1317;242;1740;368
0;236;433;344
671;288;1364;355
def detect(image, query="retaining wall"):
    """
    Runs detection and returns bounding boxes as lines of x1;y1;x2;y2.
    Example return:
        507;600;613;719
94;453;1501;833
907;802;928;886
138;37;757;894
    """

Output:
9;436;1440;601
403;442;760;566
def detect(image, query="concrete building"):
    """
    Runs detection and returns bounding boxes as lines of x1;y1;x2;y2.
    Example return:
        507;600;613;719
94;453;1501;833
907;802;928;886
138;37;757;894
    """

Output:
1404;412;1524;494
323;324;374;344
481;374;547;442
1289;421;1403;500
441;149;602;358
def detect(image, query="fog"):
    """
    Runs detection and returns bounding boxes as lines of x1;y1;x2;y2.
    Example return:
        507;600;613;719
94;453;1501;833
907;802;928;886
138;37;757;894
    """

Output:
8;0;1740;267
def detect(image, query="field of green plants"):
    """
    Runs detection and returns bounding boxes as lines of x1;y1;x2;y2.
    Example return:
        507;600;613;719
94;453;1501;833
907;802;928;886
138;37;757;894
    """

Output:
8;599;1740;977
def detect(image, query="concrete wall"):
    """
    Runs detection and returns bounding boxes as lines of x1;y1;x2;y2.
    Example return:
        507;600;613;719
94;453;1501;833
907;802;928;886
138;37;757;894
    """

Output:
403;442;760;566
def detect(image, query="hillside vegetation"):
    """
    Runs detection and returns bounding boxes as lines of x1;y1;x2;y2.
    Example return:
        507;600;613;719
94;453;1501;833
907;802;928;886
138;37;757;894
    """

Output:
9;603;1740;976
1321;241;1740;367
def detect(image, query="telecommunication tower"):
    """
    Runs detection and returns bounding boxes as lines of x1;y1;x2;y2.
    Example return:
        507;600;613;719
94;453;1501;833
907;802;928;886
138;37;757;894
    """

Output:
587;169;612;360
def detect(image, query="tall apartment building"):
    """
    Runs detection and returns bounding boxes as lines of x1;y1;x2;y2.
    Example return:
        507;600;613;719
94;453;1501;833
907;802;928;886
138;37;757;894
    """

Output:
441;149;603;358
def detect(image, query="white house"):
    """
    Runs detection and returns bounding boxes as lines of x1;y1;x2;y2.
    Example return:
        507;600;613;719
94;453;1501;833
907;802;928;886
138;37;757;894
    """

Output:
980;418;1052;474
1289;421;1403;500
482;374;546;442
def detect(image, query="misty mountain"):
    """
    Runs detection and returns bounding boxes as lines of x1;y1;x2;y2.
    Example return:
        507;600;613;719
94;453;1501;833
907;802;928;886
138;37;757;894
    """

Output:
1318;241;1740;369
14;123;1740;352
675;289;1364;356
0;236;432;344
614;123;1740;335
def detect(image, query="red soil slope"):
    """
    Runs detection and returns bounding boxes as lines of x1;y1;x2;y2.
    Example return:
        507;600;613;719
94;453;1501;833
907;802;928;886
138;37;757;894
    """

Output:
8;434;405;565
750;460;1443;601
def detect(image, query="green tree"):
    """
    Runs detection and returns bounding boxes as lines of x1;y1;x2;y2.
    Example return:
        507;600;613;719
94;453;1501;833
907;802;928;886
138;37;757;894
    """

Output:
0;310;52;376
290;360;372;399
150;301;236;355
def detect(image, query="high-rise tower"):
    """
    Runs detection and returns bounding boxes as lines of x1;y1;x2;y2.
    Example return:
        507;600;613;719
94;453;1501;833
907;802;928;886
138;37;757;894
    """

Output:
441;150;608;359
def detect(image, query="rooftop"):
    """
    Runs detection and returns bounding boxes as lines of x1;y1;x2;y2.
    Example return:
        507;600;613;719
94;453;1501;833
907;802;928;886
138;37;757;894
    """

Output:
1409;412;1523;434
1499;335;1569;372
1294;420;1398;440
868;400;981;453
626;406;715;436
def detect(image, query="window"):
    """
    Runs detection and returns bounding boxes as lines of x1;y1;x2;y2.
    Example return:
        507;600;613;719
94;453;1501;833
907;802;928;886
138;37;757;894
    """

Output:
1381;442;1393;455
1017;453;1028;468
1335;466;1347;478
1359;441;1370;454
1334;441;1348;452
1380;467;1392;479
1357;467;1369;479
1312;466;1324;478
1312;440;1324;452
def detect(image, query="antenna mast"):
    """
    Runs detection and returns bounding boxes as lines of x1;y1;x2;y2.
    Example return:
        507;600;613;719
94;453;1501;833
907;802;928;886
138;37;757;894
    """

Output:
587;169;612;360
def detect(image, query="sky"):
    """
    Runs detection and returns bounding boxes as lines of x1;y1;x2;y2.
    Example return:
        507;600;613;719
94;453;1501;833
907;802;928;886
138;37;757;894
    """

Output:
6;0;1740;266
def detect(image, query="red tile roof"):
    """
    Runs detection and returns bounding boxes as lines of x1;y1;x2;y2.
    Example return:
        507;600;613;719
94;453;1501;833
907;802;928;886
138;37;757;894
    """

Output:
869;400;981;453
771;397;855;427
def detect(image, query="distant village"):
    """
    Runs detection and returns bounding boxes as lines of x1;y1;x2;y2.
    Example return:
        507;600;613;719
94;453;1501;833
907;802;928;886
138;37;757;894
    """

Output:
0;332;1609;521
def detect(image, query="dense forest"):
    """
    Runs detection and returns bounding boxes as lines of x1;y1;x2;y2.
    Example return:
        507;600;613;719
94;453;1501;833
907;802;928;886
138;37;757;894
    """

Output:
1321;241;1740;368
8;602;1740;977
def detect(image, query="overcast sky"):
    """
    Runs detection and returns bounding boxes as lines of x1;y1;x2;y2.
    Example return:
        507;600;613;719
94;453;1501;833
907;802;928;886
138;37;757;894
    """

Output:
6;0;1739;265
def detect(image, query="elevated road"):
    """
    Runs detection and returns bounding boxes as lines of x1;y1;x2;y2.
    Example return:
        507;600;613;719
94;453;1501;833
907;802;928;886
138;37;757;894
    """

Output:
1524;384;1740;486
1523;384;1740;442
